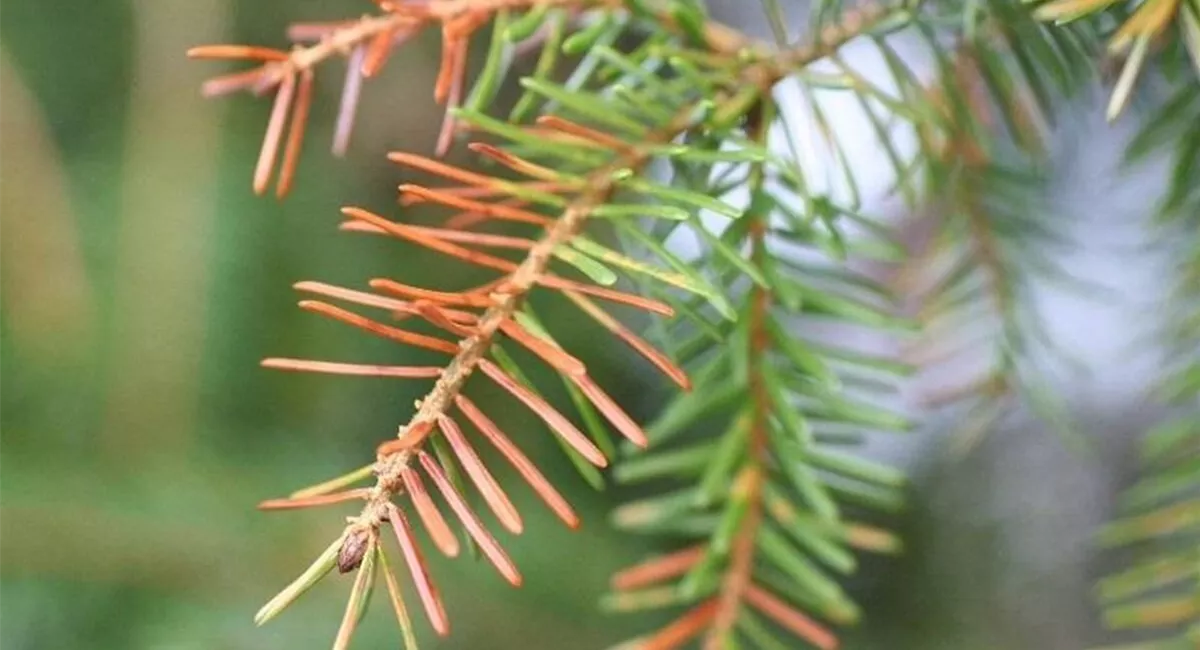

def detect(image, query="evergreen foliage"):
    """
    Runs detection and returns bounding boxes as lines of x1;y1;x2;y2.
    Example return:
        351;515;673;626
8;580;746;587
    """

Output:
187;1;1199;648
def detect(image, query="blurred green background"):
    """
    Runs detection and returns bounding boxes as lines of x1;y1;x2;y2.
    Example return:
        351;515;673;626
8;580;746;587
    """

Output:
0;1;1161;649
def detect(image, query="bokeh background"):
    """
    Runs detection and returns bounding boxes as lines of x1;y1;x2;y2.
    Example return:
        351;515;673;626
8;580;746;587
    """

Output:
0;1;1181;649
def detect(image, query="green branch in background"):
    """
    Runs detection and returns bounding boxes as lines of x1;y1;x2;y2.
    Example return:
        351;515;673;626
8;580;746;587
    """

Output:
605;88;910;649
1093;84;1199;650
857;1;1109;455
1034;0;1200;119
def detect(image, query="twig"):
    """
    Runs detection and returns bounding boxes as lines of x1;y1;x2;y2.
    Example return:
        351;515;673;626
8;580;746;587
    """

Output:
705;101;771;649
193;0;755;92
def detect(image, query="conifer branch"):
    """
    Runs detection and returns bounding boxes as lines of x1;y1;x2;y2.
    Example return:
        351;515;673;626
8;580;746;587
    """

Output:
1093;89;1199;648
701;104;831;650
605;6;918;647
1035;0;1200;119
349;0;901;604
895;32;1086;452
202;3;916;646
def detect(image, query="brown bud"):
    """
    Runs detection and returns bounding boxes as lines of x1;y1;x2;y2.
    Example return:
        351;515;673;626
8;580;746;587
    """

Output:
337;529;370;574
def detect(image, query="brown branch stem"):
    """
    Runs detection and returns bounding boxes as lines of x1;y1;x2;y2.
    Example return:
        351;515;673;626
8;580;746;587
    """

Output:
268;0;914;88
704;102;772;649
963;191;1014;321
236;0;756;90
